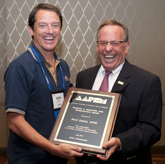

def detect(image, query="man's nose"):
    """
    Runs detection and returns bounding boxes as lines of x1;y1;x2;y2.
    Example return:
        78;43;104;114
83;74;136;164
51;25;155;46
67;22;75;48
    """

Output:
47;25;53;33
105;43;113;51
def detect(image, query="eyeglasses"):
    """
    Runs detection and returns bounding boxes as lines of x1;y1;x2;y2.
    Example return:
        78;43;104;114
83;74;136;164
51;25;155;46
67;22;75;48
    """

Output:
97;40;127;47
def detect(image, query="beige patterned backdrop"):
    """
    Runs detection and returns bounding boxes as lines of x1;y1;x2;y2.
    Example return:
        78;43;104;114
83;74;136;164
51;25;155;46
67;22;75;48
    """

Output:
0;0;165;148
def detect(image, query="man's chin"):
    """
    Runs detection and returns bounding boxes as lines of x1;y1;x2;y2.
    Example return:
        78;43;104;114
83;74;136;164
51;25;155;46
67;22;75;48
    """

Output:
102;63;116;71
43;47;56;52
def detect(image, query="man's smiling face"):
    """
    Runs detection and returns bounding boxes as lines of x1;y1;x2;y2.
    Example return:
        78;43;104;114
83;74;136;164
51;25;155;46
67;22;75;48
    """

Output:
97;25;130;71
29;9;61;55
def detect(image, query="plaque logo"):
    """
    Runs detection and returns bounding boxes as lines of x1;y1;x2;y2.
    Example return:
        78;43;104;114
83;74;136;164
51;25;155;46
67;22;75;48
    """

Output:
75;96;107;104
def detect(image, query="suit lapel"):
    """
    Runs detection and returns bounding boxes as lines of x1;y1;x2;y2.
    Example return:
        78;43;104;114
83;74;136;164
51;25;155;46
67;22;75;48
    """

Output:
112;60;131;93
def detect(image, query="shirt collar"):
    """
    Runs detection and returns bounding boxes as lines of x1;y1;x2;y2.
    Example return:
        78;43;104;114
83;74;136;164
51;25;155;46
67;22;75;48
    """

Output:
100;60;125;75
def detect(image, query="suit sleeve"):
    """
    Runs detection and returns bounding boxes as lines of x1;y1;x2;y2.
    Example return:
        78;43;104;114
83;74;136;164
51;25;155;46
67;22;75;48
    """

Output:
116;75;162;159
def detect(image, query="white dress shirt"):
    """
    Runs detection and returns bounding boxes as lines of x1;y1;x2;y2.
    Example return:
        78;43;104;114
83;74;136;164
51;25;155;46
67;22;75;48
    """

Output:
92;61;125;92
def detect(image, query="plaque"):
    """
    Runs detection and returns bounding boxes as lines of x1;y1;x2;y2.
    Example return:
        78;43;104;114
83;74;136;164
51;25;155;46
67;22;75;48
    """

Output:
49;87;121;156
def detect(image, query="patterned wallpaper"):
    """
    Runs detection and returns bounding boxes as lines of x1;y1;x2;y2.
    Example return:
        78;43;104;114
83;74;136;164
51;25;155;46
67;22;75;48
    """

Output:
0;0;6;103
0;0;165;146
1;0;165;92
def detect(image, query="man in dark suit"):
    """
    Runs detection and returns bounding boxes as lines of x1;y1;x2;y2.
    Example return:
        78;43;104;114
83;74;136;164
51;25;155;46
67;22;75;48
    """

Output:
76;19;162;164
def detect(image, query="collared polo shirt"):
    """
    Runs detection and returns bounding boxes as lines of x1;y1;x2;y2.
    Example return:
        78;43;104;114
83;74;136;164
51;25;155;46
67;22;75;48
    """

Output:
4;42;70;164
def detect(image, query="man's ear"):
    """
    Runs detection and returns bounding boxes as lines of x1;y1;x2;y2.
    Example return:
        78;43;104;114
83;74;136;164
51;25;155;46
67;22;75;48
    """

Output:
125;41;130;55
97;43;99;54
29;26;34;37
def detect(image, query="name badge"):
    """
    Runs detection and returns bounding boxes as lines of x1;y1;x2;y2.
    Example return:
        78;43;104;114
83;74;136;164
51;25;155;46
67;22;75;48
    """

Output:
52;92;64;110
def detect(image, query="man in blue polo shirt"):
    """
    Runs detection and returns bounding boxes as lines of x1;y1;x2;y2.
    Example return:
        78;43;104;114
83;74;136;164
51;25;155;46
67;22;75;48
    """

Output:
4;3;83;164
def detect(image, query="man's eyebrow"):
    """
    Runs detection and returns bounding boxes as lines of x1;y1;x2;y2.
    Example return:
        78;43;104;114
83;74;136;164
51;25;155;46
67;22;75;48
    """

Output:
38;22;60;24
52;22;60;24
38;22;46;24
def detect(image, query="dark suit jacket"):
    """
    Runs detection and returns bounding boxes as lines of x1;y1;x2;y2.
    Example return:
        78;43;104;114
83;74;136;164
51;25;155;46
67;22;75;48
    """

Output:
76;60;162;164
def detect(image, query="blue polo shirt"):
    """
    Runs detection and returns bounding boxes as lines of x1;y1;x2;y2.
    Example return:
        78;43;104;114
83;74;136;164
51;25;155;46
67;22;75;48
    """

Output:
4;42;70;164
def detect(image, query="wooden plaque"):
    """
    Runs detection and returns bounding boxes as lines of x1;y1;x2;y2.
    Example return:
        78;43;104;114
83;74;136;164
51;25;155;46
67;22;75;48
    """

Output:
49;87;121;156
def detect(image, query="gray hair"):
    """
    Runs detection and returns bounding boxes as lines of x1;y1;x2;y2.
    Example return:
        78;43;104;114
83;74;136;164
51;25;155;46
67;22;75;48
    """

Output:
96;19;129;42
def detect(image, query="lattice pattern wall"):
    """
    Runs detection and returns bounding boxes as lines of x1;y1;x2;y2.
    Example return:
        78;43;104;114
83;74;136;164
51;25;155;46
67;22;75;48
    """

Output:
3;0;165;88
0;0;165;146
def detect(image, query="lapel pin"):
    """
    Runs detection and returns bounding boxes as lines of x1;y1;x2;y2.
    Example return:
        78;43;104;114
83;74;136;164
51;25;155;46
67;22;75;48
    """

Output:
118;81;124;85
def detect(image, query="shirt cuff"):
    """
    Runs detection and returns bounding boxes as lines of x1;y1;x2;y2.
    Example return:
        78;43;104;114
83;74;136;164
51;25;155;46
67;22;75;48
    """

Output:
6;108;25;115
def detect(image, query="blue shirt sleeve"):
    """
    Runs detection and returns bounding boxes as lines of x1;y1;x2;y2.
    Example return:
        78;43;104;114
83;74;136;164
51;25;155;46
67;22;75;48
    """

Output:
4;63;34;113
